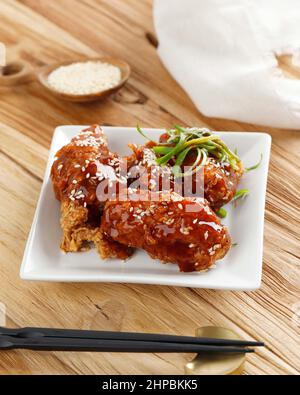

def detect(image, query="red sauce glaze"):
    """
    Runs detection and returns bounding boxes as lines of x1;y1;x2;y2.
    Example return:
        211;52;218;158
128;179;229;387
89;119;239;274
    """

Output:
183;151;243;209
50;125;127;212
100;191;231;272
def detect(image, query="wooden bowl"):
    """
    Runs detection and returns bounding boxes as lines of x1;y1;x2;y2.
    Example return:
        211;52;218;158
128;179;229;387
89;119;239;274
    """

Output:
0;57;130;102
37;57;131;102
0;61;35;86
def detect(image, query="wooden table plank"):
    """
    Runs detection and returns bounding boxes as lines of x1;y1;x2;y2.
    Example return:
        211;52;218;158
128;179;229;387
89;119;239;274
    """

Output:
0;0;299;375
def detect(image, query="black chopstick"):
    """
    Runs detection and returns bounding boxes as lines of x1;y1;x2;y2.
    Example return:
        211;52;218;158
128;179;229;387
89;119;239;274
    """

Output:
0;327;264;347
0;335;254;353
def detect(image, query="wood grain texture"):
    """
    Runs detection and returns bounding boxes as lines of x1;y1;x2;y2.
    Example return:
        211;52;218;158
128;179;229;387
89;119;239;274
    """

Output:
0;0;299;375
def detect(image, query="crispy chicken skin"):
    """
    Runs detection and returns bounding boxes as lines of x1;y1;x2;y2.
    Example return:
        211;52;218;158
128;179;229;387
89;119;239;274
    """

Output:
127;144;173;193
100;191;231;272
51;125;132;259
185;152;244;209
52;125;115;208
128;140;243;210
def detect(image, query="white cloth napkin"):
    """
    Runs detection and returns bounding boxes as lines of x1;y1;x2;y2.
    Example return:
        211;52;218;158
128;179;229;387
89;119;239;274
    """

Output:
153;0;300;129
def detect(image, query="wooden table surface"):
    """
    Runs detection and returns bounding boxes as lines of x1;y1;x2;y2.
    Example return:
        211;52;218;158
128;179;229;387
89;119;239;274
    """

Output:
0;0;299;375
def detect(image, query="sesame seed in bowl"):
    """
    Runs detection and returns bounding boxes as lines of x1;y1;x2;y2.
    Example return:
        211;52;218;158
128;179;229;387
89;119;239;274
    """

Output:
38;57;130;102
47;61;121;95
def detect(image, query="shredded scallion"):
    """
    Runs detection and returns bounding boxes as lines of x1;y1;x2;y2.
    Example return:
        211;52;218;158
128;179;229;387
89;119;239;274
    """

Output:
232;189;249;202
246;154;263;172
136;125;242;178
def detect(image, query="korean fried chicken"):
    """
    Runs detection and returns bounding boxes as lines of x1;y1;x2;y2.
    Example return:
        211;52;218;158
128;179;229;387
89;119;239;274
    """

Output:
51;125;132;259
128;129;243;210
184;151;244;209
127;144;173;193
100;191;231;272
51;125;238;272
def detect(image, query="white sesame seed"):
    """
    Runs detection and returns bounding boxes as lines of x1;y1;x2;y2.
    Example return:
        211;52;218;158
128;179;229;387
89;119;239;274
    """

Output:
47;61;121;95
165;218;174;225
213;244;221;250
180;227;190;235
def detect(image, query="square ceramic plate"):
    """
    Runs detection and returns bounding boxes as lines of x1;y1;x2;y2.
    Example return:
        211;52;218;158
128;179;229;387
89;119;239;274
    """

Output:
20;126;271;290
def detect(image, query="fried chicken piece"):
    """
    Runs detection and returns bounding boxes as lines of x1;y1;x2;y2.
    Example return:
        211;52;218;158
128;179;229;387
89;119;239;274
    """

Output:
52;125;116;207
184;152;244;209
94;230;133;260
127;144;173;193
51;124;132;259
128;139;243;210
59;199;97;252
100;190;231;272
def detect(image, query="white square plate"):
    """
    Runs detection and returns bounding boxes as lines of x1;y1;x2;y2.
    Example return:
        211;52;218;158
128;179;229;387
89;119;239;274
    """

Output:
20;126;271;290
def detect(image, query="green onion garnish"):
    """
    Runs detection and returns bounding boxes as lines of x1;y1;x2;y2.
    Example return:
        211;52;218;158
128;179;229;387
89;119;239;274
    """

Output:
136;125;155;142
152;146;174;155
232;189;249;202
216;207;227;218
173;148;207;178
136;126;242;177
172;146;195;178
246;154;263;172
